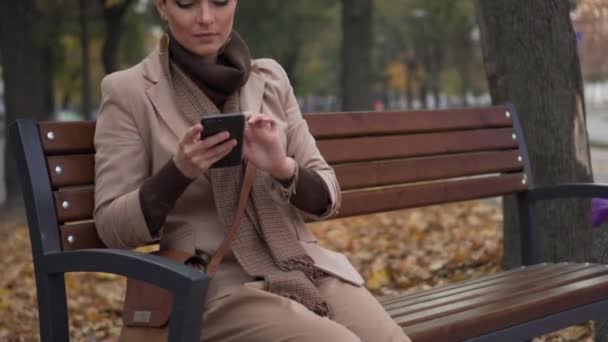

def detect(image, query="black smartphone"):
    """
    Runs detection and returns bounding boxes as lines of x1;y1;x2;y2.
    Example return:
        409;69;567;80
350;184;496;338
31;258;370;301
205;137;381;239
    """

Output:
201;113;245;168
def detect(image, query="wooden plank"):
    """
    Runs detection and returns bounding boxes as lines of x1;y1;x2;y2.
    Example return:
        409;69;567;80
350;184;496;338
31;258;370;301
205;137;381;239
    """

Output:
54;188;94;223
382;263;567;310
380;264;549;306
47;154;95;189
60;222;105;250
388;264;595;318
335;173;527;219
335;150;523;190
39;121;96;155
318;128;518;164
395;264;608;327
403;270;608;342
305;106;512;139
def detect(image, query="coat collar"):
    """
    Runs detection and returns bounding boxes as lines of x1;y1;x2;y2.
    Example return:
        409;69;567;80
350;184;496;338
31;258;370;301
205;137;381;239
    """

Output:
141;48;266;140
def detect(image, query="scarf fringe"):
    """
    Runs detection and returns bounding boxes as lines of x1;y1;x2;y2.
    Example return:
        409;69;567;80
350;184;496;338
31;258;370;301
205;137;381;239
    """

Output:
276;255;325;281
278;292;330;317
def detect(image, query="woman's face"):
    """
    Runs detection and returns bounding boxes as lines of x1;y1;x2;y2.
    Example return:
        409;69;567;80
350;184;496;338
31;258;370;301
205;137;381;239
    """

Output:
156;0;237;62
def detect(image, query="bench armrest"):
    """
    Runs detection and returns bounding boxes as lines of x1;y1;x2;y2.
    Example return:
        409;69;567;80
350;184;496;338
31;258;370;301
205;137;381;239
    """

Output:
526;183;608;202
44;249;208;342
518;183;608;266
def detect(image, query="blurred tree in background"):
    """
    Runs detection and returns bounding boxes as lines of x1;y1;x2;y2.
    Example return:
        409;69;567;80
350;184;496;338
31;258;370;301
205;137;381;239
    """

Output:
235;0;342;96
342;0;373;111
0;0;487;123
375;0;483;109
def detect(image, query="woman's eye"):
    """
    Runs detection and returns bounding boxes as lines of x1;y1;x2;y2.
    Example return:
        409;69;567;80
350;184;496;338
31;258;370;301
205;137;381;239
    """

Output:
211;0;229;6
175;0;195;8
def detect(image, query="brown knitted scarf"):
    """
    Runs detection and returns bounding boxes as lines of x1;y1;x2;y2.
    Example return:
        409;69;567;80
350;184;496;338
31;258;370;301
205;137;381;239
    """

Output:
162;33;329;316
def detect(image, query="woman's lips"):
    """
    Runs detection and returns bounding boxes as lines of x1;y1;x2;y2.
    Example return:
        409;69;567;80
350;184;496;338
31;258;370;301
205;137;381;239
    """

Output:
193;32;218;42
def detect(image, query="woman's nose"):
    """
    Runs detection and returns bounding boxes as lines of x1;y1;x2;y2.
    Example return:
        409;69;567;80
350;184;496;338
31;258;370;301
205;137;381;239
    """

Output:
196;0;215;25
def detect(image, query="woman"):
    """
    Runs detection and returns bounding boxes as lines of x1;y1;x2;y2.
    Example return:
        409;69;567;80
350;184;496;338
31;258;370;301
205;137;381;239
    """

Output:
94;0;410;340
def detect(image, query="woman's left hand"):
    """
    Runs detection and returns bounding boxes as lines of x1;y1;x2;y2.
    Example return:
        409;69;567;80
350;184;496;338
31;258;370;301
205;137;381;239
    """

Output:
243;112;296;180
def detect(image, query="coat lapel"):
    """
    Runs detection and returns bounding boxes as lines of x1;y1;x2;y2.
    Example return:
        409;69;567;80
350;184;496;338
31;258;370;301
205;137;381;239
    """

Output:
240;64;266;114
142;51;191;140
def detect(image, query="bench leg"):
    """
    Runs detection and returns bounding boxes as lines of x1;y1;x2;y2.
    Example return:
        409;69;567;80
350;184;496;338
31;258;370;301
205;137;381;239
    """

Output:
595;320;608;342
35;272;69;341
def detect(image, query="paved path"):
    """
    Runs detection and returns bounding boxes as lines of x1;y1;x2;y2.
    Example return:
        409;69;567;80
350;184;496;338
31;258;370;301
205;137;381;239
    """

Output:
592;148;608;183
588;105;608;147
588;106;608;182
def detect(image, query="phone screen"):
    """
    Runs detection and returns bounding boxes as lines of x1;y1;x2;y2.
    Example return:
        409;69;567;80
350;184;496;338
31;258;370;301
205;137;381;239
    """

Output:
201;113;245;168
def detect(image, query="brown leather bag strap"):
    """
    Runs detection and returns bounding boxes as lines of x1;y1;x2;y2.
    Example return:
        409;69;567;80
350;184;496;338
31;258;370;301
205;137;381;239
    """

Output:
206;162;257;277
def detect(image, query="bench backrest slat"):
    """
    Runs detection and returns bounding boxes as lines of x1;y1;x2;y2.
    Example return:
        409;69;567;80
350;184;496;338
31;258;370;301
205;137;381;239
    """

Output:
337;173;526;218
47;155;95;189
53;188;94;223
18;104;529;252
318;128;518;164
313;105;529;217
39;122;95;155
60;222;104;251
334;149;523;190
306;106;512;138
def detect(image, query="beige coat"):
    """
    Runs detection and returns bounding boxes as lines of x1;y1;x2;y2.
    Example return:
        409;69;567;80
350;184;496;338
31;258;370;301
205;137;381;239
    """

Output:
94;48;364;302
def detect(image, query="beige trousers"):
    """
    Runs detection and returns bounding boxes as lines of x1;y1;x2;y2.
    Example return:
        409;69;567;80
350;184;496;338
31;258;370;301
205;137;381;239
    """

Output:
200;277;411;342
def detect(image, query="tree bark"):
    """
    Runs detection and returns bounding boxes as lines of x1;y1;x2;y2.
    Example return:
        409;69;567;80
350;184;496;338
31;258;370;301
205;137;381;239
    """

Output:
341;0;373;111
100;0;135;74
430;42;443;108
476;0;595;271
79;0;92;119
0;0;53;206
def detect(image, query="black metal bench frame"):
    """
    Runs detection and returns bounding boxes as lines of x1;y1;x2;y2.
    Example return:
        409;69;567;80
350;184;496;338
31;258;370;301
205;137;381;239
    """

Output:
11;121;207;341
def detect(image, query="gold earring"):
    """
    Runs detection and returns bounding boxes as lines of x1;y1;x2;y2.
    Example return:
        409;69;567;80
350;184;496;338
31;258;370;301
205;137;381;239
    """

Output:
160;33;169;55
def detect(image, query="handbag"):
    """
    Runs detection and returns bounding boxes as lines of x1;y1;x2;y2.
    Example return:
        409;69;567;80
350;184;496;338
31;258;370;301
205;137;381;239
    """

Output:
119;163;257;341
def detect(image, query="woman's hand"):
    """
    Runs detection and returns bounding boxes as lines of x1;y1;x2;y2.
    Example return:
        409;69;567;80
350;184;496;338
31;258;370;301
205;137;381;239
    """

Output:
243;113;296;180
173;123;237;179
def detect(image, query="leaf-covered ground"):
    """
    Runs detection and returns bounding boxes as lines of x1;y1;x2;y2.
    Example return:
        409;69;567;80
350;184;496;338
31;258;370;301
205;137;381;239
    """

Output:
0;201;592;341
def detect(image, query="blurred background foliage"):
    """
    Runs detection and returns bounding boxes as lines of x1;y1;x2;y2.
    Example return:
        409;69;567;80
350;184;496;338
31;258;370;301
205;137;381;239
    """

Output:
2;0;608;116
0;0;491;117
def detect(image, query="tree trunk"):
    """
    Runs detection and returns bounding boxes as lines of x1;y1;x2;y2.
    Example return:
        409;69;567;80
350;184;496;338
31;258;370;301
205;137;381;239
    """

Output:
80;0;92;119
430;42;443;108
341;0;373;111
405;59;416;110
419;81;429;109
477;0;595;268
101;0;135;74
0;0;53;206
281;32;302;91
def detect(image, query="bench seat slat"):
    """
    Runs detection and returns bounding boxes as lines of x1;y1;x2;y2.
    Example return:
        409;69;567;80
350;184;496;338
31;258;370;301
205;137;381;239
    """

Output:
318;128;518;164
389;264;600;320
54;188;94;223
382;263;573;311
380;263;548;306
305;106;512;139
337;173;526;218
334;150;523;190
402;269;608;341
395;265;608;326
39;122;96;155
47;155;95;189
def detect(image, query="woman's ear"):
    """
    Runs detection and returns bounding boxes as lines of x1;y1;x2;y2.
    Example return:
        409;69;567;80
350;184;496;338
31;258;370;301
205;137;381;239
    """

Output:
154;0;167;21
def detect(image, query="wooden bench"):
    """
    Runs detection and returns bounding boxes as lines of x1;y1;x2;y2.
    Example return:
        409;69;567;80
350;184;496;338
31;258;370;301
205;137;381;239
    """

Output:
10;103;608;341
